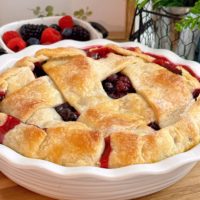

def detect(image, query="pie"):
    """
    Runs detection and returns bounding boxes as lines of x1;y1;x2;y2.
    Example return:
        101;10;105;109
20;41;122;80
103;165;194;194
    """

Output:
0;44;200;168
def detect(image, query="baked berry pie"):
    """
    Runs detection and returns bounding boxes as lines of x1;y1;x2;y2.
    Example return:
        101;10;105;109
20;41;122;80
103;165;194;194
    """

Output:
0;44;200;168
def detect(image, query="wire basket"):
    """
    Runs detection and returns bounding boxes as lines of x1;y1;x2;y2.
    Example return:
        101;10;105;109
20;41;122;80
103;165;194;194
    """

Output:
129;6;200;60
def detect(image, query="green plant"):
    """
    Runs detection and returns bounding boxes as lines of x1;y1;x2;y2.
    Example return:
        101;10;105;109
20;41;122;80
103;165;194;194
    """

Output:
73;7;92;20
136;0;200;31
176;0;200;31
137;0;196;9
30;5;66;17
30;5;93;21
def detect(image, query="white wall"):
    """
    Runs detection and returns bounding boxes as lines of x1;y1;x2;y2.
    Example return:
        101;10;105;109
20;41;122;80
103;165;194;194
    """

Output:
0;0;126;32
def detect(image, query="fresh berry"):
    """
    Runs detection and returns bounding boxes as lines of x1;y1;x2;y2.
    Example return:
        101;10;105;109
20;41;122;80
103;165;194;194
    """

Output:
0;91;5;101
7;37;26;52
40;28;62;44
20;24;47;40
116;80;130;92
33;62;47;77
27;37;40;46
148;122;160;130
103;82;114;93
192;89;200;100
2;31;20;44
107;74;118;82
55;103;79;121
49;24;62;32
58;15;74;29
0;48;6;55
62;28;72;39
69;112;79;121
103;72;135;99
71;25;90;41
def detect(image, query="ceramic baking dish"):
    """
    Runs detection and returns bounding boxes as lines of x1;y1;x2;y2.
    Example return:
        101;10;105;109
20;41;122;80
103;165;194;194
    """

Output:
0;39;200;200
0;16;102;53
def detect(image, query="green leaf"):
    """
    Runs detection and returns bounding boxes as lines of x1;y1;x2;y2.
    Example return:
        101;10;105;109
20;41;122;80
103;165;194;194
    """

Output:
87;11;92;16
45;5;53;12
79;9;84;15
74;11;79;15
47;11;53;16
137;0;149;9
33;10;40;15
36;6;40;11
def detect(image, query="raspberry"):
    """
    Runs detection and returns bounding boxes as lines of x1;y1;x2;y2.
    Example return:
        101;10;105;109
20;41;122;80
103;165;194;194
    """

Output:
7;37;26;52
20;24;47;41
2;31;20;44
58;15;74;29
40;28;62;44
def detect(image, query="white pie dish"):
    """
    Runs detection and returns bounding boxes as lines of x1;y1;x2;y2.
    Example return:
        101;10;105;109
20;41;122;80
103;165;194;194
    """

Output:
0;16;102;54
0;39;200;200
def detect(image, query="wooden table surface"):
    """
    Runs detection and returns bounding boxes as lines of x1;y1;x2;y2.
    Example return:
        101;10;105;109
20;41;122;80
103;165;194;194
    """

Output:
1;163;200;200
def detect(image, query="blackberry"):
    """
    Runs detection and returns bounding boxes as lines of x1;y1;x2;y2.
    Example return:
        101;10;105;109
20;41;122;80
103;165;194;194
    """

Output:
103;82;114;93
55;102;79;121
20;24;47;41
71;25;90;41
148;122;160;130
50;24;62;32
0;48;6;55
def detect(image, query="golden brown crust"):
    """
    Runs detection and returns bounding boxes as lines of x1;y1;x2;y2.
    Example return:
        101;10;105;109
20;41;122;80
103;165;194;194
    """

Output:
78;94;155;136
43;55;109;112
0;76;64;122
27;108;62;128
1;44;200;168
35;47;86;59
3;123;47;158
109;117;200;168
0;113;8;125
37;122;104;166
0;67;35;95
106;44;155;62
14;55;47;70
123;62;192;127
180;67;200;92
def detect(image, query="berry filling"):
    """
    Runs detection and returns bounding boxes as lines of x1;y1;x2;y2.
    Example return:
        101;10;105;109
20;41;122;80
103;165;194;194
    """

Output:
148;53;182;75
55;102;79;121
148;122;160;131
144;52;184;75
192;89;200;100
100;136;112;168
0;91;6;101
33;62;47;77
0;115;20;143
102;72;136;99
86;47;115;60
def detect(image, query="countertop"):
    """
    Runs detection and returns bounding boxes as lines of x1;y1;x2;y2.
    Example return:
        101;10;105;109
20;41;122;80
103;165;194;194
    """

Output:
1;162;200;200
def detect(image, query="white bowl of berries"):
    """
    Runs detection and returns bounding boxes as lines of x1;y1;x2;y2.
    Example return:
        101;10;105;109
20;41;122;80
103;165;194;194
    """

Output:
0;16;103;53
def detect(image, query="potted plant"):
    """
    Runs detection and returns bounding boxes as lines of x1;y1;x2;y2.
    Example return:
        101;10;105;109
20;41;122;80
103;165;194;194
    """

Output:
134;0;200;60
